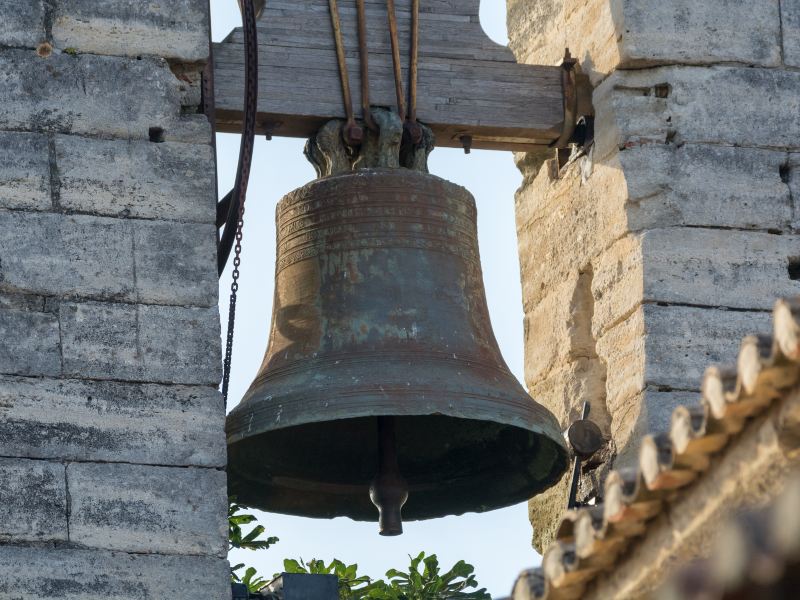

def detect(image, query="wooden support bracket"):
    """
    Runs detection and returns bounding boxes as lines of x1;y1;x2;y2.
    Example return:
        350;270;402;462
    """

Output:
212;0;592;152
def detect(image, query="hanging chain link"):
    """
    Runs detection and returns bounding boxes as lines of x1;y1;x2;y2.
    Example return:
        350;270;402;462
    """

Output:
222;0;259;405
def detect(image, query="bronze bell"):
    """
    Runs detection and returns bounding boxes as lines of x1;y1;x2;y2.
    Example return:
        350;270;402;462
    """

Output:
226;168;568;535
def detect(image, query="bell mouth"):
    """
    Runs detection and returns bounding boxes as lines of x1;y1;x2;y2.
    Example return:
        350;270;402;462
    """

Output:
226;412;568;522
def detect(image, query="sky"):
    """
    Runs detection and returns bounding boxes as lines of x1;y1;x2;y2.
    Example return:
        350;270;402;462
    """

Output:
211;1;543;596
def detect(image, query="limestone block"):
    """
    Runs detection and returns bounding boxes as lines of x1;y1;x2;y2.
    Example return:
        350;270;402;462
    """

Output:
0;210;135;300
0;0;45;47
597;306;645;418
612;389;698;469
508;0;780;84
644;306;770;389
0;458;67;543
784;0;800;67
594;66;800;160
598;304;772;414
68;463;227;556
59;301;221;385
522;269;608;386
0;546;230;599
619;0;781;68
522;276;579;385
516;153;629;310
53;0;209;61
527;358;609;429
133;220;218;307
621;144;792;232
0;376;225;467
0;50;209;143
0;132;50;211
593;229;800;335
641;228;800;310
507;0;572;66
55;135;216;222
0;307;61;376
0;212;217;306
591;234;643;338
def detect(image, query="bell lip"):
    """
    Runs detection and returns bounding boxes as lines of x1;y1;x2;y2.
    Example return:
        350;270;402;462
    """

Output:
226;411;569;522
227;385;566;454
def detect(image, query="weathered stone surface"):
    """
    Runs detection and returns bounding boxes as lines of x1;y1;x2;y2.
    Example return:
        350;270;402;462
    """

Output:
619;0;781;68
784;0;800;67
0;0;46;47
0;50;209;143
523;276;579;386
507;0;619;84
0;212;217;306
53;0;210;61
593;228;800;335
642;228;800;310
0;210;135;300
0;307;60;376
133;220;218;307
59;301;221;385
508;0;781;85
0;292;45;312
528;358;609;430
621;144;792;232
0;546;231;599
591;234;643;338
68;463;227;556
0;458;67;542
516;153;628;310
598;304;772;415
594;66;800;160
0;132;50;211
0;376;224;467
506;0;562;66
55;135;216;222
613;389;698;469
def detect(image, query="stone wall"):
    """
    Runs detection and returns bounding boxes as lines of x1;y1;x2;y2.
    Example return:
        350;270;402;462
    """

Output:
0;1;229;597
508;0;800;550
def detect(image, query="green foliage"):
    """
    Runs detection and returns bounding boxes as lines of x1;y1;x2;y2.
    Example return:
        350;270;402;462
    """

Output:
367;553;491;600
281;553;490;600
228;499;490;599
229;498;279;591
229;499;279;552
282;558;373;599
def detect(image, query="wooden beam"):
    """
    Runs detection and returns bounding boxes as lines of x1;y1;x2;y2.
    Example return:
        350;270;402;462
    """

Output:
212;0;567;151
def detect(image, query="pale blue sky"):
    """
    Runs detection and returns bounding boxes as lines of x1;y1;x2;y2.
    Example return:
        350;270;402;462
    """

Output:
212;2;543;596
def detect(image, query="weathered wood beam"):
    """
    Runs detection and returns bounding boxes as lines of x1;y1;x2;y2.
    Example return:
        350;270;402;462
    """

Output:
212;0;571;151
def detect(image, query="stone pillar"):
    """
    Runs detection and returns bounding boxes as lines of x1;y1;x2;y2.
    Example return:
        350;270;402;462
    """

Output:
508;0;800;550
0;1;228;596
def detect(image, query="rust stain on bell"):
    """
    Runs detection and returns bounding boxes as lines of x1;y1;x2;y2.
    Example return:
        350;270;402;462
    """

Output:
226;168;568;532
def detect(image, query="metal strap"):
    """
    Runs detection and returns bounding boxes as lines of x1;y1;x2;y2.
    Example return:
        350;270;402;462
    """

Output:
385;0;407;121
356;0;376;131
328;0;363;146
408;0;419;126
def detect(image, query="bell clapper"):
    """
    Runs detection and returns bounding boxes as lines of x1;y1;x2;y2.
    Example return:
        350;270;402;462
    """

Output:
370;416;409;536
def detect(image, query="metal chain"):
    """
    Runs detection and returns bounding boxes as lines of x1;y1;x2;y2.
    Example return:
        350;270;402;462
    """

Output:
222;0;259;405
